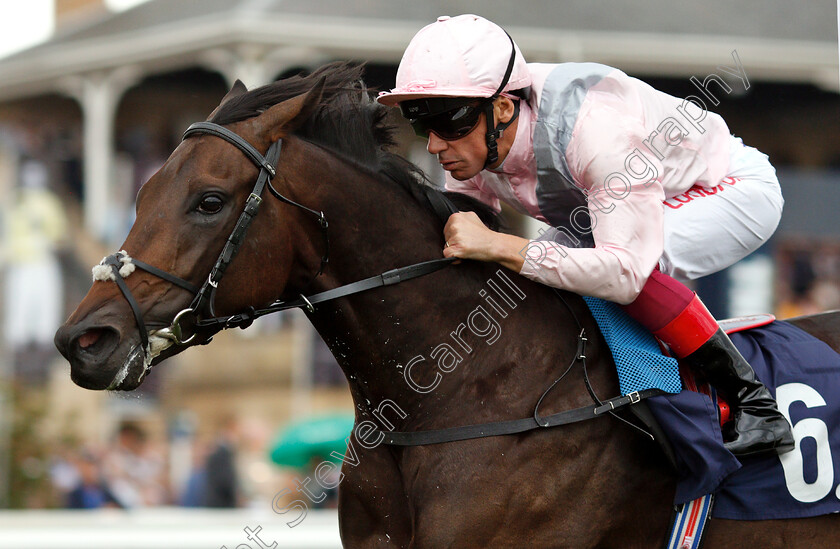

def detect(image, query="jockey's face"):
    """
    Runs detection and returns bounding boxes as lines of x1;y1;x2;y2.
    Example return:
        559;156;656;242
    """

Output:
425;97;517;180
426;110;489;180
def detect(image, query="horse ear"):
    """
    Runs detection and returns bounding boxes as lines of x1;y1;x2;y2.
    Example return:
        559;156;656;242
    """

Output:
256;76;327;141
206;79;249;120
223;79;249;103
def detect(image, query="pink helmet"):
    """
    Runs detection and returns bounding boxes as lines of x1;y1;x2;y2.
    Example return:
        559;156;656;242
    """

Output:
377;14;531;106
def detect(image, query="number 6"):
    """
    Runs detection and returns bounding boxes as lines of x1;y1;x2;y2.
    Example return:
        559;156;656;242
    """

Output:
776;383;833;503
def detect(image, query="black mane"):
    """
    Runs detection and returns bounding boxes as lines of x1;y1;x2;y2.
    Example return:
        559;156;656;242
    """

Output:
210;62;500;229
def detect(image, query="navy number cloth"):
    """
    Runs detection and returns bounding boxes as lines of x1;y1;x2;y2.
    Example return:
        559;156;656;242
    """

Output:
584;297;840;519
712;321;840;519
653;320;840;519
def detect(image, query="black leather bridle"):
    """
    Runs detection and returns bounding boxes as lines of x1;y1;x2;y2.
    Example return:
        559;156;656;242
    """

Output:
96;121;454;362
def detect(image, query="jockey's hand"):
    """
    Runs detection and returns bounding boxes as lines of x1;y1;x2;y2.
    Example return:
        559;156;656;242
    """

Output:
443;212;529;272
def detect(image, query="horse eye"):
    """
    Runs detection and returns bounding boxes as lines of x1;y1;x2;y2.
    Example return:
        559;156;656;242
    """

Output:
197;194;224;214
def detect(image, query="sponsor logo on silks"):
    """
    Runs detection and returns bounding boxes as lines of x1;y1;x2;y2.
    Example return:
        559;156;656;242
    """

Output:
664;177;741;210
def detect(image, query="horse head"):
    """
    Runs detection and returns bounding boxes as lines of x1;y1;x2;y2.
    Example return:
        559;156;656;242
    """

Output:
55;72;331;390
56;61;499;402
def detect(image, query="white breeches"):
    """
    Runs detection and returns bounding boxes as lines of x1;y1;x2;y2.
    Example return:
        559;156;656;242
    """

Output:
659;136;783;282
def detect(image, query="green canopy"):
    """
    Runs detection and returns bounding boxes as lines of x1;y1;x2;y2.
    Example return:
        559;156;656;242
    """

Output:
269;413;355;469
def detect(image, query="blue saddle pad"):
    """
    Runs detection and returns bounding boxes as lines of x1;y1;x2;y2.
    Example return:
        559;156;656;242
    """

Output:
583;297;681;394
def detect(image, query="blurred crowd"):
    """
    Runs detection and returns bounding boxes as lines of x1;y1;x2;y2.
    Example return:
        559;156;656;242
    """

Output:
2;159;68;385
43;418;337;511
50;421;228;509
775;246;840;319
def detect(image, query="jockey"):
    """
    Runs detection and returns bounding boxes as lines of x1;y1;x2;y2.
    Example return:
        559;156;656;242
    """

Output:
377;14;794;456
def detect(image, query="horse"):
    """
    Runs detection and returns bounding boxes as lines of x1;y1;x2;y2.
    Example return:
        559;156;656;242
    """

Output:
55;63;840;547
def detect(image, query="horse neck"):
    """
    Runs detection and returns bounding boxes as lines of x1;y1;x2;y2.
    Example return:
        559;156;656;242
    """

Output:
290;143;447;282
285;140;608;431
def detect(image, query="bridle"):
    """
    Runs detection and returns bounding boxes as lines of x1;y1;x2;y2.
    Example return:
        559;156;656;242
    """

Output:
96;121;454;364
97;122;325;351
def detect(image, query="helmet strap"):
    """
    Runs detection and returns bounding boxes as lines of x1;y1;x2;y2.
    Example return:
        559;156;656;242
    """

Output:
483;31;519;168
484;99;519;168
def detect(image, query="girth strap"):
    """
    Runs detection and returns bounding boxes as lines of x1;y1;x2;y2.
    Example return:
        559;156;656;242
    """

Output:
373;289;667;447
379;388;665;446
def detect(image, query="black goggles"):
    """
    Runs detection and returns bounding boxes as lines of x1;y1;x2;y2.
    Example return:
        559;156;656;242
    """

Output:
403;99;487;140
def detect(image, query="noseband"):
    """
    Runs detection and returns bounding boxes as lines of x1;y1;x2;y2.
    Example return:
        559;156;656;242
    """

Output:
95;121;453;367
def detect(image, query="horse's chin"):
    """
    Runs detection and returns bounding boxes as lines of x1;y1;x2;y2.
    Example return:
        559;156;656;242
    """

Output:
108;330;187;390
68;341;148;391
109;330;215;390
105;344;150;391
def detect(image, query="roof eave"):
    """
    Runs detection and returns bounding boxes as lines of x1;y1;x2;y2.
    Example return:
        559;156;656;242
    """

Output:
0;14;835;102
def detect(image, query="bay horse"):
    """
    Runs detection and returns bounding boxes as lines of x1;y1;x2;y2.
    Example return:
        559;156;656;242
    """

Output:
55;63;840;547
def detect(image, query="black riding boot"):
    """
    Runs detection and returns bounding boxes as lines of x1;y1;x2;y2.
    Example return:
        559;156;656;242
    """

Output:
683;328;795;456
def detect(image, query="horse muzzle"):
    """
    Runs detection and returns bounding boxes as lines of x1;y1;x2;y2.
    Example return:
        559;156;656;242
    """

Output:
54;320;139;390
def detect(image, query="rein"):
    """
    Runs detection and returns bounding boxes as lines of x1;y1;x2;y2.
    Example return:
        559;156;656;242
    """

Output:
195;257;456;331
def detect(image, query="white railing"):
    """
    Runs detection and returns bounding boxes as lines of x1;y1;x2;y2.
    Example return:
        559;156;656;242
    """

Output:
0;508;342;549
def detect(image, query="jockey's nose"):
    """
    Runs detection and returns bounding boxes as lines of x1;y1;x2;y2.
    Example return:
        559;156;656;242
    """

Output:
427;132;448;155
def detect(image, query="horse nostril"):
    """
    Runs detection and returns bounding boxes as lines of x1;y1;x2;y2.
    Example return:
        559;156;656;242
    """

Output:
74;327;119;356
78;330;102;349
